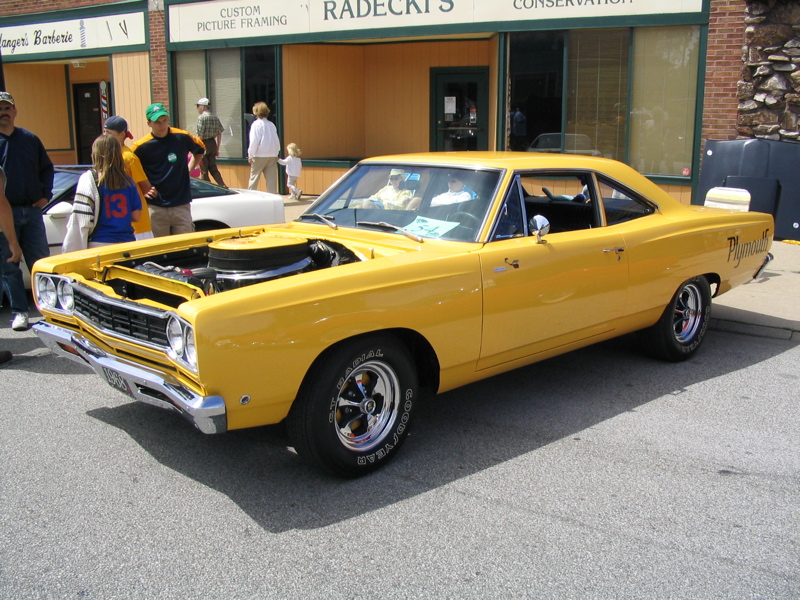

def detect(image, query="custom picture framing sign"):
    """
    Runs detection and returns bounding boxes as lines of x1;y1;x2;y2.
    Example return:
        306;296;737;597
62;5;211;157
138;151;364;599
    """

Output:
168;0;704;43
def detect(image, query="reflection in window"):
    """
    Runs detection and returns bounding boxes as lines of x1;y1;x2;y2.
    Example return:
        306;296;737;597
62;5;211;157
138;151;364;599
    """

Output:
508;31;565;152
493;183;525;240
243;46;278;138
566;28;629;162
509;26;699;179
210;49;243;159
629;26;700;177
174;50;205;133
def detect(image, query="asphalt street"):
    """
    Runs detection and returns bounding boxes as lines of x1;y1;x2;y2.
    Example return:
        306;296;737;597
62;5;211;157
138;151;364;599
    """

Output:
2;313;799;598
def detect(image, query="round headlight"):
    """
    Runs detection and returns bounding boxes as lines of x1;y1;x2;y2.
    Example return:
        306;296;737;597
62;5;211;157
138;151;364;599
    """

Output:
166;317;185;356
184;327;197;369
57;279;75;312
36;276;57;309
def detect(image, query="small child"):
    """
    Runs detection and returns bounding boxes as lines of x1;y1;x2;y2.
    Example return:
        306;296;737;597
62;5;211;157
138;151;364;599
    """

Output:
278;143;303;199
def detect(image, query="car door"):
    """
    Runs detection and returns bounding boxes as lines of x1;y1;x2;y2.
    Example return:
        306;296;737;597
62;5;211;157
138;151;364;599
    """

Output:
42;170;82;257
477;172;630;370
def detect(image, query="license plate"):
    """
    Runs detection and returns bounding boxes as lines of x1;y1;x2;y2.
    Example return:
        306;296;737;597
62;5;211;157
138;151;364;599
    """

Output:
102;366;134;398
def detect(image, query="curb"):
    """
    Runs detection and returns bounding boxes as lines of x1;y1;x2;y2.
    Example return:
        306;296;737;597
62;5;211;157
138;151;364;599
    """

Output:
709;317;799;342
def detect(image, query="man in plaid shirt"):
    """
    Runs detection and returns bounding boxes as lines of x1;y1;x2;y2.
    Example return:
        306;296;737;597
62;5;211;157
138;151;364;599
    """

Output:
195;98;227;188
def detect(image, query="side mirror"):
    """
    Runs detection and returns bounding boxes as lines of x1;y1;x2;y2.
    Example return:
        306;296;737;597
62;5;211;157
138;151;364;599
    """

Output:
529;214;550;243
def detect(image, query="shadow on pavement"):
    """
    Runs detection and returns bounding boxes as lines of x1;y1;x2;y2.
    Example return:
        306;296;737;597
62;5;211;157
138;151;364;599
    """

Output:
87;330;795;533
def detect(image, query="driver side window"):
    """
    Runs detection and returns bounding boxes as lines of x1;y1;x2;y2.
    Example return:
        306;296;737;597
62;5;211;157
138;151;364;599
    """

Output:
517;171;598;233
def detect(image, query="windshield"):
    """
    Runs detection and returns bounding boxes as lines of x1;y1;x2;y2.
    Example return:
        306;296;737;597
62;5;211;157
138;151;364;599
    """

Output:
299;164;502;242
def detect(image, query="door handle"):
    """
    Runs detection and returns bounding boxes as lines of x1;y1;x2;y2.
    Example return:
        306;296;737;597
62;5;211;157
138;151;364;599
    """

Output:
603;247;625;254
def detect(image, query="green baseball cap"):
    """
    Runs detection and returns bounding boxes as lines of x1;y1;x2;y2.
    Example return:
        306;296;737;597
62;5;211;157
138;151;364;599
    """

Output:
145;102;169;122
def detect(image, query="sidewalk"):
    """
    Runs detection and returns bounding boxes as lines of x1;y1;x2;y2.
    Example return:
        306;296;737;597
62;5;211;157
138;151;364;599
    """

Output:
281;197;798;341
283;196;315;221
711;239;800;341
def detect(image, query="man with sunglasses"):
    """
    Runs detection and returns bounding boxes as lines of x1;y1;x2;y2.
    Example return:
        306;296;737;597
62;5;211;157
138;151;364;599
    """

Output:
431;173;473;207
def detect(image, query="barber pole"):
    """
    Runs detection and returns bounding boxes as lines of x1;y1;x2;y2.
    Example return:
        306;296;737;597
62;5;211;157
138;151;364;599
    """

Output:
100;80;108;123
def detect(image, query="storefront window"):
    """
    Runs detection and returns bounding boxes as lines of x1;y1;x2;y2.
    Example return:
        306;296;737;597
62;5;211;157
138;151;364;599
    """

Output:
629;26;700;177
566;28;629;162
174;50;205;132
173;46;277;160
209;48;243;158
243;46;277;122
508;32;565;152
509;26;699;179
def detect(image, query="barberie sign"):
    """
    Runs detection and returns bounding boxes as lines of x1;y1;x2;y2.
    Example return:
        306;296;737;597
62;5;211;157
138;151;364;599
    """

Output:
0;13;146;58
169;0;702;41
0;30;72;55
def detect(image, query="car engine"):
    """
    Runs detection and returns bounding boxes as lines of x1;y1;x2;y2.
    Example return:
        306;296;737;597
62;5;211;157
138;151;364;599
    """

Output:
104;234;361;308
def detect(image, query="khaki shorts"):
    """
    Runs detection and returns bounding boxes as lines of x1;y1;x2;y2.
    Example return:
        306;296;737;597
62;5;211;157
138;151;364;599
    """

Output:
149;204;193;237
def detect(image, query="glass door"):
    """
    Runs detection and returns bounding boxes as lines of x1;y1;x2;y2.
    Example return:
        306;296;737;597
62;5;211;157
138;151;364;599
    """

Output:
73;83;103;165
431;68;489;152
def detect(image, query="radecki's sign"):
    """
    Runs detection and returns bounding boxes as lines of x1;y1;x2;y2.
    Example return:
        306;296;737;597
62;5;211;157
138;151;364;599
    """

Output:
169;0;703;42
0;12;146;57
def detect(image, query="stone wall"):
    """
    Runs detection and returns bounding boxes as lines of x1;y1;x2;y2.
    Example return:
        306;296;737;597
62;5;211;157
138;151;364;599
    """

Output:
738;1;800;141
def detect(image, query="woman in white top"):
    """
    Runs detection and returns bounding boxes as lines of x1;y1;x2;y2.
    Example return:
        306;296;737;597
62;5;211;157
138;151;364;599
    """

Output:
247;102;281;193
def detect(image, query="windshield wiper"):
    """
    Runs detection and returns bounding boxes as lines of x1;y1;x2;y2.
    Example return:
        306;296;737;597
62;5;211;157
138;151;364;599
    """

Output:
356;221;423;242
298;213;337;229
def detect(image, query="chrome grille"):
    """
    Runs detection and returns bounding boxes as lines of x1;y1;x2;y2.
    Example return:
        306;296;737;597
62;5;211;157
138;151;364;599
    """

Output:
73;285;169;347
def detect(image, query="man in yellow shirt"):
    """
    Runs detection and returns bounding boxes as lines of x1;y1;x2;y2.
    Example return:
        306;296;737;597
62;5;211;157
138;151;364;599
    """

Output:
103;116;155;239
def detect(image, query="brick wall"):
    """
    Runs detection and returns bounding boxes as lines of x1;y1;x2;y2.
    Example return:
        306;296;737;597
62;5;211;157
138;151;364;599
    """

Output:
703;0;748;142
148;9;169;108
0;0;100;13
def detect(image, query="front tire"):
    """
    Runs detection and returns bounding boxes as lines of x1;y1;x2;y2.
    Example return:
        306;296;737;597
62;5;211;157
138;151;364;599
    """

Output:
288;335;418;477
638;276;711;362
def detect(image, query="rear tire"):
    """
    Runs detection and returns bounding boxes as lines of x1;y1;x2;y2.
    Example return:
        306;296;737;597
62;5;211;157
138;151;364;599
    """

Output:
638;276;711;362
288;335;418;477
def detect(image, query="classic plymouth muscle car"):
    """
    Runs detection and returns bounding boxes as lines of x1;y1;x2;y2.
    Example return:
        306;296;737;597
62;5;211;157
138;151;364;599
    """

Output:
31;152;774;477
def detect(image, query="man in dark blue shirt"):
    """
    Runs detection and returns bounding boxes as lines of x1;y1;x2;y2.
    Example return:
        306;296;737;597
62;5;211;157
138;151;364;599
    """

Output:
0;91;54;331
132;103;205;237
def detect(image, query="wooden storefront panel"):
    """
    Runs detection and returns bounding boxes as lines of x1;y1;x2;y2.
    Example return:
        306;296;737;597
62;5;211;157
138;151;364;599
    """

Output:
364;40;491;156
111;52;152;142
659;183;693;206
4;63;71;153
282;44;366;160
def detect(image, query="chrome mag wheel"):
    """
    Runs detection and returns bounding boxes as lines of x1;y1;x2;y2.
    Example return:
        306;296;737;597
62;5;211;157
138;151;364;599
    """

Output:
334;360;402;452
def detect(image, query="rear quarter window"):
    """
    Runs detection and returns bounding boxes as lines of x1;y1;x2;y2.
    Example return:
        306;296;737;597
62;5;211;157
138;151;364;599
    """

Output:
598;177;656;225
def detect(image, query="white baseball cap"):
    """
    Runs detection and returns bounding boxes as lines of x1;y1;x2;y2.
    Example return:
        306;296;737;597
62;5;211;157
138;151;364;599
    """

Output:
197;97;210;106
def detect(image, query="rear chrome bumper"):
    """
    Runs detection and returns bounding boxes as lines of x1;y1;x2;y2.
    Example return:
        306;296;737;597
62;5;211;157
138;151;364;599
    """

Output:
32;321;227;435
754;252;774;279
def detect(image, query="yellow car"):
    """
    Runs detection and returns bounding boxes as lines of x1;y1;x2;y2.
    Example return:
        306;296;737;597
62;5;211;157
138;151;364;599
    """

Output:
31;152;774;477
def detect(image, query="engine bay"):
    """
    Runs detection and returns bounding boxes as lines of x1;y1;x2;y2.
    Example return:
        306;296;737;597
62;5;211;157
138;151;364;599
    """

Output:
102;235;361;308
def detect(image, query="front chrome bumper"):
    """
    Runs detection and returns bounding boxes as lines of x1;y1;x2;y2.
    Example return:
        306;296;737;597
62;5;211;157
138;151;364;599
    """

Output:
32;321;227;435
